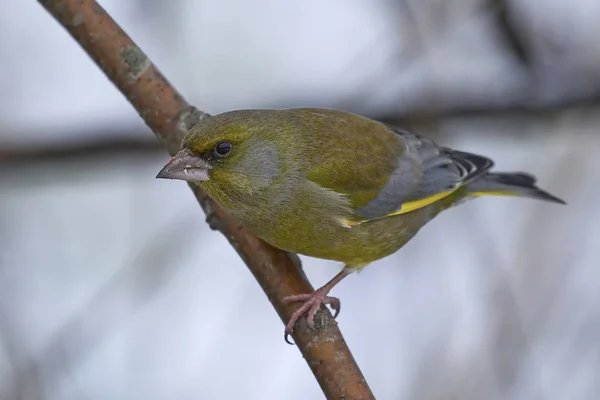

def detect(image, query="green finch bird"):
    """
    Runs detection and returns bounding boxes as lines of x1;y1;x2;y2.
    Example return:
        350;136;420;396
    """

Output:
156;108;565;341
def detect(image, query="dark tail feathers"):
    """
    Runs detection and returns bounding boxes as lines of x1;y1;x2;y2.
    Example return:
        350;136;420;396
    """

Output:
466;172;566;205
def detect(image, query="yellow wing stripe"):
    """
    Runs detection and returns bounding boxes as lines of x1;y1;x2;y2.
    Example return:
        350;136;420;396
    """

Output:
336;217;362;228
468;190;517;198
337;189;456;228
339;188;520;229
389;190;454;216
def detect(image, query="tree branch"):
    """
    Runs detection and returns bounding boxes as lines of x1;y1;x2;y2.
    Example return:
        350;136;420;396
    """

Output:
486;0;534;67
0;135;161;164
38;0;373;398
2;98;598;168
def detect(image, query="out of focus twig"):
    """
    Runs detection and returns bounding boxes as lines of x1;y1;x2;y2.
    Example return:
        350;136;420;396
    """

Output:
0;305;43;400
377;98;600;130
37;0;373;399
0;214;194;400
2;101;599;168
0;135;161;164
486;0;534;67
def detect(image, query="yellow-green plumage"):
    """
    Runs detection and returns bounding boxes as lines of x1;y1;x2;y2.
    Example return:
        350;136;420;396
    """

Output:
168;108;564;269
157;107;565;338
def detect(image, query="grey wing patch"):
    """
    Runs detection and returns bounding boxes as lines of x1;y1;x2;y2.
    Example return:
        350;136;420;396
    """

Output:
440;148;494;184
355;126;494;220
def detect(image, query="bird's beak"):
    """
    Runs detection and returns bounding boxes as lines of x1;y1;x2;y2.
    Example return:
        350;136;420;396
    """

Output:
156;149;211;182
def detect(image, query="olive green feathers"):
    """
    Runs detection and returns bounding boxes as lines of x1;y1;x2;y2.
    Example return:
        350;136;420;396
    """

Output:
157;108;565;268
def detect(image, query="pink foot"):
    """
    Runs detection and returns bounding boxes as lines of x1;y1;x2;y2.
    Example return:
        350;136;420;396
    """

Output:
282;288;341;344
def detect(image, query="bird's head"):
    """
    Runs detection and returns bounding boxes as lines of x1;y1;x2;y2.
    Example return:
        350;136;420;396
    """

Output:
156;110;284;200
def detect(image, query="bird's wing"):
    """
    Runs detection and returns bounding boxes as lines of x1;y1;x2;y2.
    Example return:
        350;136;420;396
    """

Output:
353;126;494;222
308;124;494;226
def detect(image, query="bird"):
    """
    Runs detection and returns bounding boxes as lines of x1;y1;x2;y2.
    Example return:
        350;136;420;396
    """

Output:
156;107;565;342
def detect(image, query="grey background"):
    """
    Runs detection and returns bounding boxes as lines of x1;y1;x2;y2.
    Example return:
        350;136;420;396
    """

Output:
1;1;598;399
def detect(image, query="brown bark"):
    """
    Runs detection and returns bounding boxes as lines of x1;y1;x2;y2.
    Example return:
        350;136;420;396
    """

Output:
38;0;374;398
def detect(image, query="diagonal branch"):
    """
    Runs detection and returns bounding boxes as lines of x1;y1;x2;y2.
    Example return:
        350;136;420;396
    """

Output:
38;0;373;399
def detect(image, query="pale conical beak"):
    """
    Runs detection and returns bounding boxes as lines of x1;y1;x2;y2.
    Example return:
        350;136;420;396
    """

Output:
156;149;211;182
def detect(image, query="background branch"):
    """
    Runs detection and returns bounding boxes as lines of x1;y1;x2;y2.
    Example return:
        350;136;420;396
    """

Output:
1;99;598;168
38;0;373;399
486;0;534;67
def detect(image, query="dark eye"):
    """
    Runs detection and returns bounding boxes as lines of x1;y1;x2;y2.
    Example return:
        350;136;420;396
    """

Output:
214;141;232;157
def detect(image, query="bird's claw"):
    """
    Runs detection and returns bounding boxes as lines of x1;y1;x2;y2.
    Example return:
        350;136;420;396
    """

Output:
282;291;341;345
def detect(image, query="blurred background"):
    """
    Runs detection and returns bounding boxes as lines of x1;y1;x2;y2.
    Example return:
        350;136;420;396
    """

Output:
1;0;599;399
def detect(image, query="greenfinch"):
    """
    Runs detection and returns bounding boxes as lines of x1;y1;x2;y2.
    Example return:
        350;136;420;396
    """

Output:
157;108;565;341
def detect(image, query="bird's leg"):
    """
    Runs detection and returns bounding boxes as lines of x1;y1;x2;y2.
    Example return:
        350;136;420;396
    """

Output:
282;268;352;343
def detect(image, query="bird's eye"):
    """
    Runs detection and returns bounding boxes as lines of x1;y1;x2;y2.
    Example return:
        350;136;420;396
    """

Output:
214;141;232;157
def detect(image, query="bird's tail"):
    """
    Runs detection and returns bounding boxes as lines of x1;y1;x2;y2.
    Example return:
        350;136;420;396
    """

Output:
465;172;566;204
